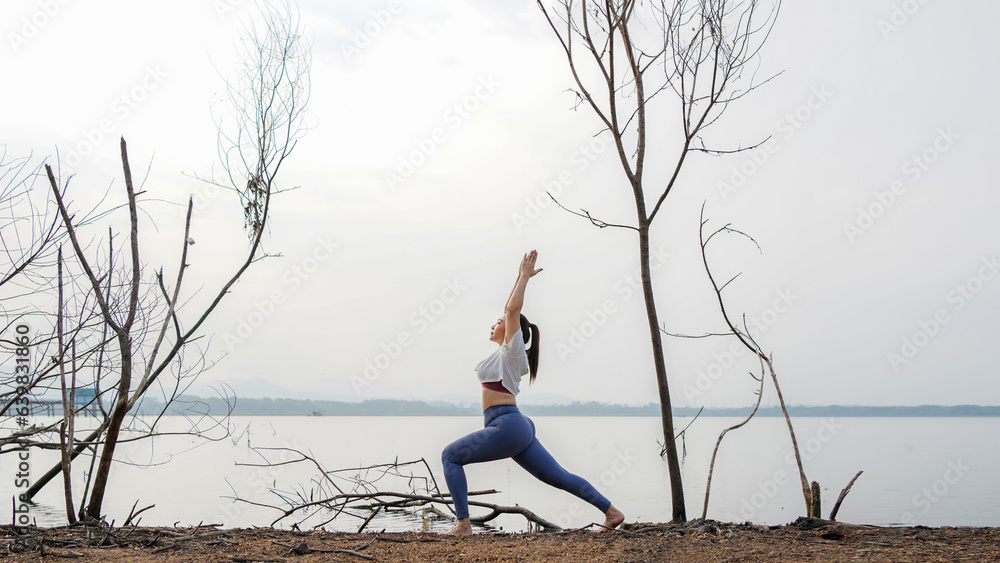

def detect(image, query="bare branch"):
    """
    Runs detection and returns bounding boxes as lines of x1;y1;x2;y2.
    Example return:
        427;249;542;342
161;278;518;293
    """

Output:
829;471;864;521
683;200;815;518
546;191;638;231
702;359;765;519
231;448;560;532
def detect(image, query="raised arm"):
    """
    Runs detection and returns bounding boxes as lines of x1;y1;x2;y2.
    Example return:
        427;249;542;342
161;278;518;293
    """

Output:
503;250;543;344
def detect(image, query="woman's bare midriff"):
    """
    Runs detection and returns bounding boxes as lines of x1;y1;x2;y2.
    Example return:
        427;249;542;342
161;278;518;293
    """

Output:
481;387;516;410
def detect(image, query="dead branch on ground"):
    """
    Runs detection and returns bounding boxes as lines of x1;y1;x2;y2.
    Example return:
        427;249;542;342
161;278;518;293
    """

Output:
230;447;561;532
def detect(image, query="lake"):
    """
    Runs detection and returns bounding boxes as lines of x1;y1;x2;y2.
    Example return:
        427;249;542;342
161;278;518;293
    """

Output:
8;416;998;532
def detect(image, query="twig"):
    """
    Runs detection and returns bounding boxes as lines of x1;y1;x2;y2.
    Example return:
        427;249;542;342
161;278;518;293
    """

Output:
233;449;554;532
123;500;155;527
702;362;766;519
376;536;442;543
46;550;85;559
469;503;561;530
357;505;381;533
151;530;229;553
693;201;814;517
166;530;229;543
547;191;639;231
333;548;374;560
423;505;450;519
353;536;379;551
829;470;863;521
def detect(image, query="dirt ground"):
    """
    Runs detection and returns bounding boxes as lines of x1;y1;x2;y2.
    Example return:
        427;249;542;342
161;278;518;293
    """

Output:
4;519;1000;562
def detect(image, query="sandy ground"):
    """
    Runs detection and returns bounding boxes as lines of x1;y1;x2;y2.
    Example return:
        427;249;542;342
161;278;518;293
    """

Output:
4;519;1000;562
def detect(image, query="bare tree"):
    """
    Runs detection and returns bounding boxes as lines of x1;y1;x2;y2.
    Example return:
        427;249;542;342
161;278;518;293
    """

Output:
2;0;311;524
663;204;804;517
0;147;63;290
537;0;780;522
207;0;311;243
692;207;814;517
665;204;861;520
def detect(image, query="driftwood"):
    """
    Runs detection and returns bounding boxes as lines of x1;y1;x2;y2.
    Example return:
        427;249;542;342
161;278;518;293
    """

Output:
248;489;561;531
271;539;374;560
231;448;562;532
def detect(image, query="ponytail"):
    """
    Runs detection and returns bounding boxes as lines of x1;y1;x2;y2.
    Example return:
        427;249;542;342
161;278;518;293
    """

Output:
519;314;540;383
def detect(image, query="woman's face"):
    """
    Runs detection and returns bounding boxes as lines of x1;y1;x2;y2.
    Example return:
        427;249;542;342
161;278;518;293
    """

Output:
489;317;505;344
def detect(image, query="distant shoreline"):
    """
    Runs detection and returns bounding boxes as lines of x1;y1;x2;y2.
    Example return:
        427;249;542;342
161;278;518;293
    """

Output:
136;396;1000;417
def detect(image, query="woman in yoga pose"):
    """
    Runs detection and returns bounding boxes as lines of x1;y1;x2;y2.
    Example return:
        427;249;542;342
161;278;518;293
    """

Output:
441;250;625;536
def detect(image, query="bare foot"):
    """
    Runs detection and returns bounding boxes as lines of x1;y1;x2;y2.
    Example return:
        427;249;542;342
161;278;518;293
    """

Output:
442;518;473;537
596;505;625;533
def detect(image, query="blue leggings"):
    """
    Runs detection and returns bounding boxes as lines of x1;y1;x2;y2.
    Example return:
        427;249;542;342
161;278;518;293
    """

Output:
441;405;611;520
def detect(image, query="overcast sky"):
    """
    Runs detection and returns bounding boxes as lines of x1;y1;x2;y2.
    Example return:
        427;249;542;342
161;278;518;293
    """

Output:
3;0;998;408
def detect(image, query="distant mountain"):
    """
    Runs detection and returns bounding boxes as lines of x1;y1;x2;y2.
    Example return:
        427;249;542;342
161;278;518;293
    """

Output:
189;377;362;403
136;395;1000;418
428;392;580;407
190;379;589;407
517;393;578;406
428;393;478;407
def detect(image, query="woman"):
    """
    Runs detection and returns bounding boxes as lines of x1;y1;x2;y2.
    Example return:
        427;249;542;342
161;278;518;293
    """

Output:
441;250;625;536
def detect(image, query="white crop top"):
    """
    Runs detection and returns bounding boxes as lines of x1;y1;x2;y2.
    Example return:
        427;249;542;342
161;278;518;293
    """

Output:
475;327;529;396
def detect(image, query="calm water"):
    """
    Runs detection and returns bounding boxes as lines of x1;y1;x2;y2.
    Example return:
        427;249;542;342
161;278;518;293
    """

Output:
5;416;998;531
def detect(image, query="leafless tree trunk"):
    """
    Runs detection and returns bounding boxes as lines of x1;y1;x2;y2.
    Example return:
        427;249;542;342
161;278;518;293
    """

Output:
55;247;77;524
47;139;144;519
537;0;780;522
